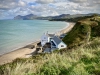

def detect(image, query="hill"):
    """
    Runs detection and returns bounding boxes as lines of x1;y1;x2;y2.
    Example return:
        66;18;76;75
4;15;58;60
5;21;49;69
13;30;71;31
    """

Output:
63;15;100;48
49;13;100;22
14;14;39;20
0;37;100;75
14;13;100;20
0;15;100;75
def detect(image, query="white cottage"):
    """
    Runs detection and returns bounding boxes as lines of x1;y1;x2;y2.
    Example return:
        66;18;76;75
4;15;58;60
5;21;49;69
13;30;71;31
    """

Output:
41;32;67;51
41;33;54;46
51;36;67;49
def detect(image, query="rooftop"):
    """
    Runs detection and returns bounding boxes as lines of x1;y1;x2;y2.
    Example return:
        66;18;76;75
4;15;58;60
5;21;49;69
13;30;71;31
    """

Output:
52;36;62;45
47;34;55;38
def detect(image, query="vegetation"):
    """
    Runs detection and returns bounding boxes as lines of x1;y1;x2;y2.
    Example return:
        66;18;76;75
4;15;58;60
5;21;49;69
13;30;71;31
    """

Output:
49;14;100;22
14;13;100;20
0;15;100;75
0;38;100;75
63;15;100;48
49;16;93;22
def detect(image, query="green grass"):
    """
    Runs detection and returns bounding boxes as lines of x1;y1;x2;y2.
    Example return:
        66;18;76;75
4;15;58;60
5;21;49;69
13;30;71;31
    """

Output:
63;16;100;48
0;38;100;75
0;15;100;75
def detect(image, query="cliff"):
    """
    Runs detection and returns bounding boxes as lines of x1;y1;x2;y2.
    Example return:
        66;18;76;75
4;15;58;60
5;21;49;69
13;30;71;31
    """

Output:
63;15;100;48
1;15;100;75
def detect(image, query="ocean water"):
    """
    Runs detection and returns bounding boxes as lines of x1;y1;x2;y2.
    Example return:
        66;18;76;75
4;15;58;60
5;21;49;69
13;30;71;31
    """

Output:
0;20;68;55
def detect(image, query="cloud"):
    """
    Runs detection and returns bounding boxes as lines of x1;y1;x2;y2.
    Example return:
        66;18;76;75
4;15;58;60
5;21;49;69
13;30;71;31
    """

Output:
0;0;100;19
0;0;27;10
0;0;17;10
36;0;54;4
69;0;87;3
18;0;26;7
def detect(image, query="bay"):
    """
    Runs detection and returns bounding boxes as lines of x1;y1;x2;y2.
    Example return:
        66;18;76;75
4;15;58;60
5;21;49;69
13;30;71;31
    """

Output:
0;20;68;55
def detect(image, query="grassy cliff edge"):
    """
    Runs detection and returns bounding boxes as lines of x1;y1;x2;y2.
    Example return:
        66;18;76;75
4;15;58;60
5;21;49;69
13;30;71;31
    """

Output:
63;15;100;48
0;15;100;75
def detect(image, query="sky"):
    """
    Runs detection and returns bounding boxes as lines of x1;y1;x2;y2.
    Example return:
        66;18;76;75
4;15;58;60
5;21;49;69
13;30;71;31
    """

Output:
0;0;100;19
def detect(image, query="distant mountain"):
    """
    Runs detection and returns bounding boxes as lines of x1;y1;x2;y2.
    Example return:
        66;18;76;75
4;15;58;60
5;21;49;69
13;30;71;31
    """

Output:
53;14;92;19
52;14;70;19
49;13;100;22
14;13;100;20
14;14;38;20
14;15;23;20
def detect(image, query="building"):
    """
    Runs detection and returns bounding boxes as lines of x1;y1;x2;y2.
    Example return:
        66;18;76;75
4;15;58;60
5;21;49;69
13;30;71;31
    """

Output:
51;36;67;49
41;32;67;52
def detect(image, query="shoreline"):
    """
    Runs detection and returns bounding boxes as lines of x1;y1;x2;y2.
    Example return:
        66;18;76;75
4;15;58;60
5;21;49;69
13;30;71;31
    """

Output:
0;22;75;65
0;41;40;65
0;40;39;56
56;22;75;36
0;40;40;57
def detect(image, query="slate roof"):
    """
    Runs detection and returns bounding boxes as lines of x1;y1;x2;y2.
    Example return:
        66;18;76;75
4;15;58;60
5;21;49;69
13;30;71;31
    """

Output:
47;34;55;38
52;36;62;45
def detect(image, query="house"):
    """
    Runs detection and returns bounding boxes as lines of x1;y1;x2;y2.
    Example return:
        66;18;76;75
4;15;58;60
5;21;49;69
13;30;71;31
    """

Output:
41;32;55;46
51;36;67;49
41;32;67;52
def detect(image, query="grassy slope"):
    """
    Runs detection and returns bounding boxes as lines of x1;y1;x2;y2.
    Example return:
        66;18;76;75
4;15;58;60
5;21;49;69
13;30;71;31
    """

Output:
63;15;100;48
0;38;100;75
0;15;100;75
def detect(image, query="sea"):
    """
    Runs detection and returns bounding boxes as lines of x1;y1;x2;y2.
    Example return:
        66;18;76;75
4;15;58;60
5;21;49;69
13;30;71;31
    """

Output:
0;20;68;55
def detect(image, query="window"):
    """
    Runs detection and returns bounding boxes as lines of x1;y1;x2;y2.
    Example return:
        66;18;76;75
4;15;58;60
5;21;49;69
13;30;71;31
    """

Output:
61;45;64;47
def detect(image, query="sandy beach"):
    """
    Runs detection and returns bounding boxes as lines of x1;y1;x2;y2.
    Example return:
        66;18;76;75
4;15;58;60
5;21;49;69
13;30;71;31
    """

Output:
0;22;75;65
56;22;75;36
0;41;39;65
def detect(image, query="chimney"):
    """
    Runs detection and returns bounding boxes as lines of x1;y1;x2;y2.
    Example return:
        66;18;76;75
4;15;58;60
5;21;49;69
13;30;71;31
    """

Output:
46;31;48;34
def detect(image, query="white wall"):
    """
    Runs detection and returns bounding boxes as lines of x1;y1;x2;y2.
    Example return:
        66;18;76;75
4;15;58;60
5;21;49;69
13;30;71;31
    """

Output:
57;42;67;49
41;34;48;46
48;37;51;42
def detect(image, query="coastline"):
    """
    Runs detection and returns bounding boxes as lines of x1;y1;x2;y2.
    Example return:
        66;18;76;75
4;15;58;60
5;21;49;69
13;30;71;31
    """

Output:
56;22;75;36
0;41;40;65
0;22;75;65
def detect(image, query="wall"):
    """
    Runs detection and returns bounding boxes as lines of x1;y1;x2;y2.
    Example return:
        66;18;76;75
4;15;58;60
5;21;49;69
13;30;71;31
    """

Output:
51;39;58;48
58;42;67;49
41;34;48;46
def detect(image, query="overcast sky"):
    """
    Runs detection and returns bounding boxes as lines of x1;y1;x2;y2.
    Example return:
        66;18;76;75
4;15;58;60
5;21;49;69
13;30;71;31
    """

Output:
0;0;100;19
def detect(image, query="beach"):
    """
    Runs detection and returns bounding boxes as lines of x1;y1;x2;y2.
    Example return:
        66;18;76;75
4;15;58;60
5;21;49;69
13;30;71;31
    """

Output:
57;22;75;36
0;22;75;65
